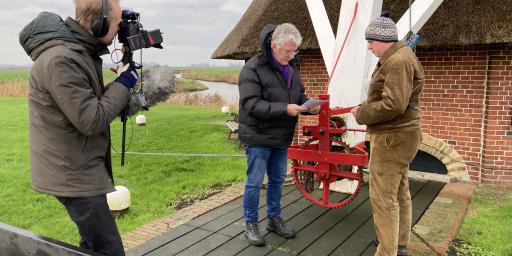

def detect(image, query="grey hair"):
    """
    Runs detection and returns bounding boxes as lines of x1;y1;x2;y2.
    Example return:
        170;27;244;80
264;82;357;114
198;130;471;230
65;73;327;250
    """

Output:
271;23;302;48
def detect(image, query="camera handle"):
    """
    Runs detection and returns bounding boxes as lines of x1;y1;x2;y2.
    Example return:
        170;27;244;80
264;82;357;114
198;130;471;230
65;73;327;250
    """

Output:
120;47;134;166
119;46;145;166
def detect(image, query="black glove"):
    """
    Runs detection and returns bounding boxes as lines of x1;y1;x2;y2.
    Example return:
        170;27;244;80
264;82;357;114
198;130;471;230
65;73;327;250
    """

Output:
115;64;138;91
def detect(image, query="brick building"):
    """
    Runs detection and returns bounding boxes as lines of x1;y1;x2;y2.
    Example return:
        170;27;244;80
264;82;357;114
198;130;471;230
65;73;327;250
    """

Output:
212;0;512;185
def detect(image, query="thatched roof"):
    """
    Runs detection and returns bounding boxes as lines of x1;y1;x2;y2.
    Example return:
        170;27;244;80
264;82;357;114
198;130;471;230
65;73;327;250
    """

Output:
212;0;512;60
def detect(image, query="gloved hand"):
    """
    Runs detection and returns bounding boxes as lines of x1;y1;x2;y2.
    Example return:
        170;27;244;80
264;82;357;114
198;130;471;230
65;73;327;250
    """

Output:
114;63;138;91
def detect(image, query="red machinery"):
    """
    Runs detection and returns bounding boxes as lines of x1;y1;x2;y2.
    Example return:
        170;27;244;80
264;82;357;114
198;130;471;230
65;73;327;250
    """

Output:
288;94;368;208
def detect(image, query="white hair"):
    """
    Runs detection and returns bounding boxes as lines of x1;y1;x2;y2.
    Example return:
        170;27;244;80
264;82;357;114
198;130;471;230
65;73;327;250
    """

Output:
271;23;302;48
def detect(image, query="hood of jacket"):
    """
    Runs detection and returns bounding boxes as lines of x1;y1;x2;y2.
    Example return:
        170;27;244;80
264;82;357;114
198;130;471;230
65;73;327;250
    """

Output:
19;12;108;61
259;24;277;61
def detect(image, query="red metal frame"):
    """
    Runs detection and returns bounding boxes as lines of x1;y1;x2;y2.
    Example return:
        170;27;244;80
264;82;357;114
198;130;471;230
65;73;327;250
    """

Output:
288;94;368;208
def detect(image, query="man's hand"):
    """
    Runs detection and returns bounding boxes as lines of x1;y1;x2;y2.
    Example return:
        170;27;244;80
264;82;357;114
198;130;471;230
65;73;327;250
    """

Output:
287;104;308;117
308;105;321;114
114;63;139;91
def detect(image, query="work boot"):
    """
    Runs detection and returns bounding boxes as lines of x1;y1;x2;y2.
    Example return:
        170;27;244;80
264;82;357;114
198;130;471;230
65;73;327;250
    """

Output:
244;222;265;246
266;216;295;238
397;245;408;256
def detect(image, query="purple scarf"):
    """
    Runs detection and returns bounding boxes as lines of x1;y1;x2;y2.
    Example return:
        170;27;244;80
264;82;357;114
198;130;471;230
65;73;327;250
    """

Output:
271;55;293;88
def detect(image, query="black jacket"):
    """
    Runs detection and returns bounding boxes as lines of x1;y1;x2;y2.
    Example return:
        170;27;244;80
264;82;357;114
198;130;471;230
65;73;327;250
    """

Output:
238;24;308;147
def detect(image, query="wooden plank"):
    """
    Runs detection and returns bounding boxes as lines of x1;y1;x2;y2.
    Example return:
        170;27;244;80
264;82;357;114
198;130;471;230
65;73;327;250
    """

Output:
187;197;243;227
177;233;231;256
298;199;373;256
409;170;456;183
0;222;100;256
146;228;212;256
299;180;428;256
332;180;442;255
133;179;443;256
187;185;292;228
411;181;445;223
203;236;250;256
241;190;355;255
329;179;428;255
329;217;375;256
126;224;196;256
360;244;376;256
209;191;323;255
267;187;369;256
200;186;296;233
189;184;296;228
185;197;245;227
216;187;301;237
236;190;331;256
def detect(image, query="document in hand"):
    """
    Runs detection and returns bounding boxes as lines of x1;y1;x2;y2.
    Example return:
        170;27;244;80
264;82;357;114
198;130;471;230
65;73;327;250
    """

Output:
301;99;328;109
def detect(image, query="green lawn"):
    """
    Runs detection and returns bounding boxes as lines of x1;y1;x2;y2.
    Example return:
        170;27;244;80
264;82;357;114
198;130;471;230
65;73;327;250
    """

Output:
0;96;245;245
175;77;208;92
452;186;512;255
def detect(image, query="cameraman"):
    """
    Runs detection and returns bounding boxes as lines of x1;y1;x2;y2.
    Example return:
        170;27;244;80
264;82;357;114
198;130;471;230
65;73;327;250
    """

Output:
19;0;137;255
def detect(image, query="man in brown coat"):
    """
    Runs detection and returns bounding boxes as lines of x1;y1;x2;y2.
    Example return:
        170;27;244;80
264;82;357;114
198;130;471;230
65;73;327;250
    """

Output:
19;0;137;255
351;15;424;256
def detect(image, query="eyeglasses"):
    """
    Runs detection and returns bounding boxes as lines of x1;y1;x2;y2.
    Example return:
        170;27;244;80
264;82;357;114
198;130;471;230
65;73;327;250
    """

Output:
280;49;300;56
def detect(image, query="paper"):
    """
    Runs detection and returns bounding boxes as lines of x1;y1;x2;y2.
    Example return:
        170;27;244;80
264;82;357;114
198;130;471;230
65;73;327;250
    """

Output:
301;99;328;109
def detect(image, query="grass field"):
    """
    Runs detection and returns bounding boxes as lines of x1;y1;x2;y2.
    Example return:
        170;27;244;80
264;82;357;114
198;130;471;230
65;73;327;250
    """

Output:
450;186;512;255
0;96;245;245
181;67;241;84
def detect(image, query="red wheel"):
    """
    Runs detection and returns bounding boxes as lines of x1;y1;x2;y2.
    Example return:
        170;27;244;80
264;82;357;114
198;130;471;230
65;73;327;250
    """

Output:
291;138;364;208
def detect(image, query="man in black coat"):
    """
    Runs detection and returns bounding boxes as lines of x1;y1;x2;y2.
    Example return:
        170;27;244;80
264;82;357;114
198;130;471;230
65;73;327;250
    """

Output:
238;23;320;246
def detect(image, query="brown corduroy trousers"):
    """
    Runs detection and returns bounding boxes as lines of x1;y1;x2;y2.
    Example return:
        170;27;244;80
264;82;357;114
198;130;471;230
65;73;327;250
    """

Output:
368;129;422;256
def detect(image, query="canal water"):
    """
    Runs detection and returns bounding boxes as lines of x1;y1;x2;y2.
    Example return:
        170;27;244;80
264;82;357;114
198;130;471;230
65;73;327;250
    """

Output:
176;73;239;105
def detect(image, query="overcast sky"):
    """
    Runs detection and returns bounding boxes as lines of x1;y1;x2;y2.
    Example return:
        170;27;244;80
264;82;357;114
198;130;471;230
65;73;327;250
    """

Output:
0;0;252;67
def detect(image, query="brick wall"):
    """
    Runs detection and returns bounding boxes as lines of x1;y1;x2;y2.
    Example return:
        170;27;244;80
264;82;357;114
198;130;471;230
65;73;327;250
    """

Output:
296;50;329;144
482;45;512;185
297;45;512;185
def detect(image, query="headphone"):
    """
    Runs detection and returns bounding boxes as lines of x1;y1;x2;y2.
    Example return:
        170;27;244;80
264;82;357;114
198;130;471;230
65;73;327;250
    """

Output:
91;0;109;37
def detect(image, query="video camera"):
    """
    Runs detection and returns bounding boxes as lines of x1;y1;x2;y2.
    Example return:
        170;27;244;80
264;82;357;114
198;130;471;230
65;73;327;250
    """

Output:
116;9;163;166
118;10;163;58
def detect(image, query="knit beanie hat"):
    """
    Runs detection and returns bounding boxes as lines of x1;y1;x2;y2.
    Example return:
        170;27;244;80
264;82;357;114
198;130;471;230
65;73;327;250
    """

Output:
365;16;398;42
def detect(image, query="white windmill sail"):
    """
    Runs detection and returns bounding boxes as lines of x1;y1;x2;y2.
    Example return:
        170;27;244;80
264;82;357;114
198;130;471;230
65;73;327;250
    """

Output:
306;0;445;193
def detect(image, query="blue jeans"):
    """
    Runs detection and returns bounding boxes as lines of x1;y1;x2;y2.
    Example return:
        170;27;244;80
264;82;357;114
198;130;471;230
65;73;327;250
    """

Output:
243;146;288;223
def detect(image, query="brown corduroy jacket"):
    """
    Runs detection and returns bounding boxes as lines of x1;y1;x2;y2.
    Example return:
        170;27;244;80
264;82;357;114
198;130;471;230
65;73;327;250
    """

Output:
354;41;424;133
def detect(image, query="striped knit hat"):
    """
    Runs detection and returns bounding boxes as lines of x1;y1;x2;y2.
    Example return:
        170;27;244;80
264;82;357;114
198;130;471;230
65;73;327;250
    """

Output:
365;16;398;42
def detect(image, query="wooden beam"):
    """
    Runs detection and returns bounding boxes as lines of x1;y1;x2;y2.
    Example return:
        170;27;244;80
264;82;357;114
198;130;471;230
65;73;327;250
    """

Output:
0;222;99;256
305;0;335;75
409;170;457;183
396;0;445;39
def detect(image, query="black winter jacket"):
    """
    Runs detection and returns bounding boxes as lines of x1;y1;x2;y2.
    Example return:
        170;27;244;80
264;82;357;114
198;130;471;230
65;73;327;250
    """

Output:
238;24;309;147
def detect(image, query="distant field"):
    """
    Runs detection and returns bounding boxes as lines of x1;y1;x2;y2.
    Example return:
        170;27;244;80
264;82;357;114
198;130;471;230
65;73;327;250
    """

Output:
0;69;30;96
0;68;119;97
0;69;31;82
181;67;240;84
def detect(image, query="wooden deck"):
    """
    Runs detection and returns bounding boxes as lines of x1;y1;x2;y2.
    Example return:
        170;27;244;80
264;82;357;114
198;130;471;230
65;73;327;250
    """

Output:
127;179;444;256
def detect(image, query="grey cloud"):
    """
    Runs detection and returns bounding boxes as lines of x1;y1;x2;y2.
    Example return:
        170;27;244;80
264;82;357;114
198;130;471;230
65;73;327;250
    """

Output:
1;0;251;66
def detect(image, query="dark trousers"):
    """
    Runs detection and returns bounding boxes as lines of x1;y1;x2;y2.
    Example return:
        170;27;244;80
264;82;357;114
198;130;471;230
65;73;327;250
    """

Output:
56;195;125;256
